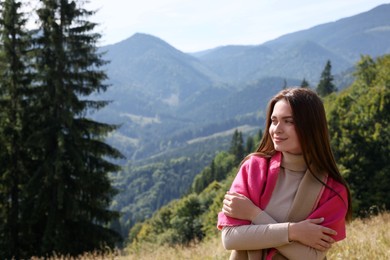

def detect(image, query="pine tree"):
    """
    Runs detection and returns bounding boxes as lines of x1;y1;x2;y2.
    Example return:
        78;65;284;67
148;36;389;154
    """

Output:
300;78;309;88
229;129;244;163
0;0;32;258
245;135;255;154
22;0;124;256
316;60;337;97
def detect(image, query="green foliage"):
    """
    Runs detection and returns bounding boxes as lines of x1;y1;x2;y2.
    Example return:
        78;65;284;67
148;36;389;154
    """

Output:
200;178;235;237
326;54;390;216
121;130;251;248
317;60;337;97
191;151;235;194
170;194;203;244
127;149;239;248
245;135;255;153
0;0;123;258
0;1;32;258
190;130;249;194
111;152;218;236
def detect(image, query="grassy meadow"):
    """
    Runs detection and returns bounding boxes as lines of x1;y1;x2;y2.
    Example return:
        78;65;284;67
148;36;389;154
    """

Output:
34;212;390;259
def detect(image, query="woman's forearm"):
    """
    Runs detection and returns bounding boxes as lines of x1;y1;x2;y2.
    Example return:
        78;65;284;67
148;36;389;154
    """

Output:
251;211;328;260
222;222;290;250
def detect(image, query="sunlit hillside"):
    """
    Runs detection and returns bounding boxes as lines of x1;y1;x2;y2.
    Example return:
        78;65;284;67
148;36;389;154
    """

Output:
123;213;390;260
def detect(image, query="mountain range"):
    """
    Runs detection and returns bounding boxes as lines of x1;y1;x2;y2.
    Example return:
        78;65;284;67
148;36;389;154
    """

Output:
96;4;390;163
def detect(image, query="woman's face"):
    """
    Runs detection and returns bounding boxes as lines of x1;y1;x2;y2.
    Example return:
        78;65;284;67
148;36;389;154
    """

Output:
269;99;302;154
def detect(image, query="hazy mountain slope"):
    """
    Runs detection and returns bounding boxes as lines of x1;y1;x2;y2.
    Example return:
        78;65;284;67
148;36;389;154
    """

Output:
250;41;351;82
196;4;390;84
101;33;223;106
192;45;273;83
264;4;390;60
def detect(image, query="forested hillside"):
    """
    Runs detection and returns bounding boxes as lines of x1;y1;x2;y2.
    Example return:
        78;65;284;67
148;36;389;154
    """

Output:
126;54;390;249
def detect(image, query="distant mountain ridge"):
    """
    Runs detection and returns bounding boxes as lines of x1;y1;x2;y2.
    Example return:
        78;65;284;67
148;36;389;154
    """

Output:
196;4;390;84
97;3;390;162
101;33;222;107
263;3;390;59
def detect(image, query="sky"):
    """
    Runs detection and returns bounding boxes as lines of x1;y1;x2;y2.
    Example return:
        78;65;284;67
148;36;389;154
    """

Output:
86;0;389;52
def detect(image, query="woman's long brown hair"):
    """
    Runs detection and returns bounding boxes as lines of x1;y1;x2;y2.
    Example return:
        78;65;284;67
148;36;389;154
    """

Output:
250;87;352;221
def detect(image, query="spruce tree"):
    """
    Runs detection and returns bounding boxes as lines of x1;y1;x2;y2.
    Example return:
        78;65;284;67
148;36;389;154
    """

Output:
316;60;337;97
245;135;255;154
0;0;32;258
23;0;123;256
300;78;309;88
229;129;244;163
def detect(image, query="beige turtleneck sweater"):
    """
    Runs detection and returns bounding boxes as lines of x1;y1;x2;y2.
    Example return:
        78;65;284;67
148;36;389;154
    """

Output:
222;152;327;260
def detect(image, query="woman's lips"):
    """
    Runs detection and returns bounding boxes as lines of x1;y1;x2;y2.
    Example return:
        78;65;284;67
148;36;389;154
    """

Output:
273;137;286;142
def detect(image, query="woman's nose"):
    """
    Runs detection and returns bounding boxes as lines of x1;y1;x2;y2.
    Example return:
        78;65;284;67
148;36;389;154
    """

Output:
274;123;283;133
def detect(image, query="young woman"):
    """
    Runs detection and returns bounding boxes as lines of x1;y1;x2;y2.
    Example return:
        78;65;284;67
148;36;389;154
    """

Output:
217;88;352;260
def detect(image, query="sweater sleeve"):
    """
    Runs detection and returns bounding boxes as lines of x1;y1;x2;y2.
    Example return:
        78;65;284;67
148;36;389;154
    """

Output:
221;210;289;250
222;211;327;259
221;222;290;250
252;211;327;260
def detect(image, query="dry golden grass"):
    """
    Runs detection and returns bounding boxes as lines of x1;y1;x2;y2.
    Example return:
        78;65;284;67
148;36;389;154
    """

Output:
125;212;390;260
35;212;390;259
30;248;125;260
327;212;390;259
124;237;230;260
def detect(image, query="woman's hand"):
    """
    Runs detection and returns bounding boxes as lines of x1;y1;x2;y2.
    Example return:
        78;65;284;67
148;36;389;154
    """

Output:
222;191;261;222
288;218;337;251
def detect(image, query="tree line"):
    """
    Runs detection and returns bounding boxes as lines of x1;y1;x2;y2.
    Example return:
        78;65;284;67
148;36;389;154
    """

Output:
0;1;122;258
